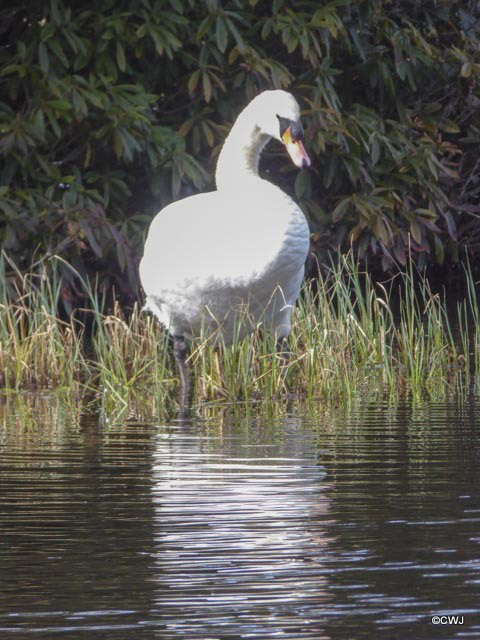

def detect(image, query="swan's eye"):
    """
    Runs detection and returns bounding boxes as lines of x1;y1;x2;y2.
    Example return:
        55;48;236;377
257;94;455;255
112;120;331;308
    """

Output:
277;115;291;138
291;120;304;142
277;116;304;143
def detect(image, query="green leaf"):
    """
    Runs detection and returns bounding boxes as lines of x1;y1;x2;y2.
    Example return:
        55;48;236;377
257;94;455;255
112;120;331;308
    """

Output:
72;91;88;118
197;15;215;39
349;27;366;62
136;23;148;38
440;119;460;134
49;99;72;111
38;42;49;73
50;0;62;25
434;235;444;265
49;38;69;67
294;170;309;198
371;138;380;166
116;242;126;271
393;240;406;265
116;42;126;72
187;69;201;96
373;217;390;245
332;197;350;222
285;34;298;54
410;219;422;244
46;110;61;137
169;0;184;12
461;62;472;78
261;19;272;39
17;41;26;60
424;102;442;113
172;164;182;197
324;158;337;189
1;65;22;76
226;18;245;53
202;72;212;102
442;209;457;241
201;120;214;146
414;207;436;218
178;118;194;137
216;16;228;53
149;26;165;55
273;0;284;12
40;23;56;42
113;130;123;158
80;221;103;257
32;109;46;140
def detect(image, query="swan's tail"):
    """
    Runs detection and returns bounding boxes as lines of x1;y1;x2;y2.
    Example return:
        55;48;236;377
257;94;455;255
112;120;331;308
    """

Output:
142;295;167;325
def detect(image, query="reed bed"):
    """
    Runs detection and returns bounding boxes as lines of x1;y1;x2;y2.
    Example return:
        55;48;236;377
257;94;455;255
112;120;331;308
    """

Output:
1;252;478;412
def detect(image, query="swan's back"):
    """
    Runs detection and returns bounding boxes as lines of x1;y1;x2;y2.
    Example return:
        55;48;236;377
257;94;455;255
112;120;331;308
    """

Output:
141;182;305;288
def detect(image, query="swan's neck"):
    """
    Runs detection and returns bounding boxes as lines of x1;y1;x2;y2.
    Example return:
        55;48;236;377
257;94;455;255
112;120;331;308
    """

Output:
215;111;269;190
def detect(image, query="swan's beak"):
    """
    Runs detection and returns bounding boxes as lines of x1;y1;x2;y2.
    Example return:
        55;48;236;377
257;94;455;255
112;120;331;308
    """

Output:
282;126;311;169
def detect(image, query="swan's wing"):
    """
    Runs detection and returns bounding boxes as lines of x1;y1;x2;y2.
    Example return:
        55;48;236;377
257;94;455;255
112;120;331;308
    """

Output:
139;184;308;299
140;192;220;296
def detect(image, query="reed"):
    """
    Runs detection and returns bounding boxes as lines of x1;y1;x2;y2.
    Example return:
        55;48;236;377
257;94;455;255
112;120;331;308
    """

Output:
0;251;477;412
0;254;86;390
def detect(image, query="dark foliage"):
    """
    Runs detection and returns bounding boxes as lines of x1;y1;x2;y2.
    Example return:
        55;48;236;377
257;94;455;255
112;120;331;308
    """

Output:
1;0;480;303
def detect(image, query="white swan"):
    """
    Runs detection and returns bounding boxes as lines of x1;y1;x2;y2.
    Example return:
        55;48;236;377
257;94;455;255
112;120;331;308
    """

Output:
140;90;311;399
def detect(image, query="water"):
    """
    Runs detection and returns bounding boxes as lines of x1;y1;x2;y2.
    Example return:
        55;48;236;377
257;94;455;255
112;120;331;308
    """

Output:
1;393;479;639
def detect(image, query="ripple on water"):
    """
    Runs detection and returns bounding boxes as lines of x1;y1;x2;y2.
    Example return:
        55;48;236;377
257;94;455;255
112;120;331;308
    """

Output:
0;396;479;639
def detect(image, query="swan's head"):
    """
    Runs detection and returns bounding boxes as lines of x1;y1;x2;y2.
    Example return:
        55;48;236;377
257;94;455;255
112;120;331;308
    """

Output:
252;90;311;169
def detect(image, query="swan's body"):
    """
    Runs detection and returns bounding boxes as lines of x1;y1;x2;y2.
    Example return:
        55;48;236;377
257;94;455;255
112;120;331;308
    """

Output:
140;90;311;347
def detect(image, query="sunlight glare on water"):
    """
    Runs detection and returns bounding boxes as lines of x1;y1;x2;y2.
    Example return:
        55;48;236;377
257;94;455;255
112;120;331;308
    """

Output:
151;421;330;638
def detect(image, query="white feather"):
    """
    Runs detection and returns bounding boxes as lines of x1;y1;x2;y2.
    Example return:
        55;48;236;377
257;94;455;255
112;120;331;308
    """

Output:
139;90;310;342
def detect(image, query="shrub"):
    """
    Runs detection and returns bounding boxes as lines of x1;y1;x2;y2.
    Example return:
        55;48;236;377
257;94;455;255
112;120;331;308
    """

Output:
1;0;479;302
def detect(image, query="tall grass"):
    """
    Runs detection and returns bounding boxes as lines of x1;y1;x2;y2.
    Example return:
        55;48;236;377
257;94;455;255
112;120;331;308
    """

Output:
0;252;478;412
0;255;86;389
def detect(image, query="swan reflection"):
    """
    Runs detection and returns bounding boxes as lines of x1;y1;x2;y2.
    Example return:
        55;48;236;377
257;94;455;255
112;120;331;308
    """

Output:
151;416;333;638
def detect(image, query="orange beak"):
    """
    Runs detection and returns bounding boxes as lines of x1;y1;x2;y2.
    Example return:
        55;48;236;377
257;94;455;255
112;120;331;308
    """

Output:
281;127;311;169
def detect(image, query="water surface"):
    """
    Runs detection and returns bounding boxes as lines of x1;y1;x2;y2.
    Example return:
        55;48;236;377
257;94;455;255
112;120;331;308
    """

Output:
0;393;479;639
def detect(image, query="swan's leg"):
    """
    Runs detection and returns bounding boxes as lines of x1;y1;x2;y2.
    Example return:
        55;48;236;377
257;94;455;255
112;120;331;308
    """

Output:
276;336;291;364
274;335;292;397
173;335;191;409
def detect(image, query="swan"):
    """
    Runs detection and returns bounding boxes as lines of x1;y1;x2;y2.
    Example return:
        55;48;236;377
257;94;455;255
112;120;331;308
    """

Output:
139;90;311;401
